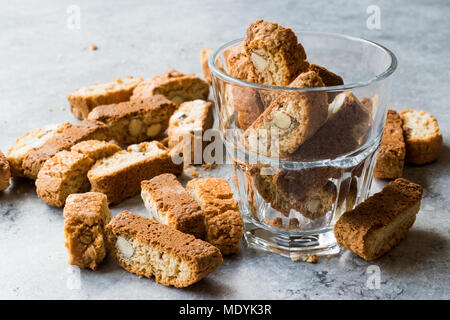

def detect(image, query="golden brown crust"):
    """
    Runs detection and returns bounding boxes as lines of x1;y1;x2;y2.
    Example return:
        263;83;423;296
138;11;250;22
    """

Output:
22;120;110;179
105;210;223;288
67;77;143;119
88;95;176;144
373;110;405;179
36;151;94;207
63;192;111;270
334;178;423;261
0;151;11;191
88;141;183;204
70;140;121;161
200;48;213;84
308;64;343;87
131;70;209;106
141;174;206;238
186;178;243;255
400;109;442;164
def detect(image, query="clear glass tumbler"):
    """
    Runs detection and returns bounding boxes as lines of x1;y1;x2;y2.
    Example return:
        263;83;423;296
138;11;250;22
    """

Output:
209;32;397;258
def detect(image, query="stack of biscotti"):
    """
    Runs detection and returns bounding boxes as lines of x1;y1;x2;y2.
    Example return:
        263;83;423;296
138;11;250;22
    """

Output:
335;178;423;261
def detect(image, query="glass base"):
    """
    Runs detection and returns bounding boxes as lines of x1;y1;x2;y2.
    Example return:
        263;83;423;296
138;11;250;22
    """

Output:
244;222;340;259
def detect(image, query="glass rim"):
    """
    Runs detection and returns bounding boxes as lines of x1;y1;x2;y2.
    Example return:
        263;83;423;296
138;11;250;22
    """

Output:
208;31;398;92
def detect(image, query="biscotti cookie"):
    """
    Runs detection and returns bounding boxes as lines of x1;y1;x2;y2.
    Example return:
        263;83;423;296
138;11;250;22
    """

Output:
141;174;205;238
288;92;370;161
200;48;213;84
400;110;442;164
241;71;328;157
105;210;223;288
36;151;94;207
334;178;423;261
67;76;142;119
63;192;112;270
22;120;109;179
70;140;121;162
168;100;214;164
244;19;309;86
0;151;11;191
88;95;176;144
7;122;71;176
308;64;344;88
88;141;183;204
131;70;209;106
373;110;405;179
186;178;243;255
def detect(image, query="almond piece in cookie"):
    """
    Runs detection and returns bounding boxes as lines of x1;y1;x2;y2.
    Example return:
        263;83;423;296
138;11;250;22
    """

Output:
141;174;206;238
168;100;213;164
400;110;442;164
88;95;176;145
0;151;11;191
200;48;213;84
7;122;72;177
131;70;209;106
36;151;94;207
105;210;223;288
186;178;243;255
88;141;183;204
244;19;309;86
334;178;423;261
288;92;370;161
67;76;143;119
241;71;328;157
63;192;112;270
373;110;405;179
22;120;110;180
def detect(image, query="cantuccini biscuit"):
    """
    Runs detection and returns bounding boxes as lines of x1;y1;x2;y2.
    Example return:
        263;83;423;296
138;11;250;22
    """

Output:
7;122;71;176
22;120;110;179
88;141;183;204
288;92;370;161
70;140;121;161
400;110;442;164
244;19;309;87
334;178;423;261
0;151;11;191
88;95;176;145
241;71;328;157
186;178;243;255
131;70;209;106
105;210;223;288
63;192;112;270
373;110;405;179
141;174;206;238
168;100;214;164
308;63;344;103
67;76;142;119
36;151;94;207
200;48;213;84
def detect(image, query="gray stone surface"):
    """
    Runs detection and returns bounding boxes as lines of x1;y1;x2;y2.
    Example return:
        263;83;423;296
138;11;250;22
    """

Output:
0;0;449;299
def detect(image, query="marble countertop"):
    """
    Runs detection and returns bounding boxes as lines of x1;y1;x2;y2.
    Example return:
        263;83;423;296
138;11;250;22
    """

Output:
0;0;448;299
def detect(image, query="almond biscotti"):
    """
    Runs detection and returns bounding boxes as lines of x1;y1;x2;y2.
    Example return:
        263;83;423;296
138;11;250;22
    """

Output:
200;48;213;84
22;120;110;179
241;71;328;157
0;151;11;191
288;92;370;161
244;19;309;87
335;178;423;261
400;109;442;164
373;110;405;179
105;210;223;288
186;178;243;255
36;151;94;207
168;100;214;164
67;76;142;119
70;140;121;162
63;192;112;270
141;174;206;238
131;70;209;106
88;141;183;204
7;122;71;176
88;95;176;144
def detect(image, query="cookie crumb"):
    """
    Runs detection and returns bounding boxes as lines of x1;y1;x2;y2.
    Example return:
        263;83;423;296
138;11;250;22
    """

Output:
301;255;319;264
201;163;218;170
48;107;53;112
90;44;98;51
289;218;299;229
60;106;66;111
291;255;300;262
186;166;200;178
